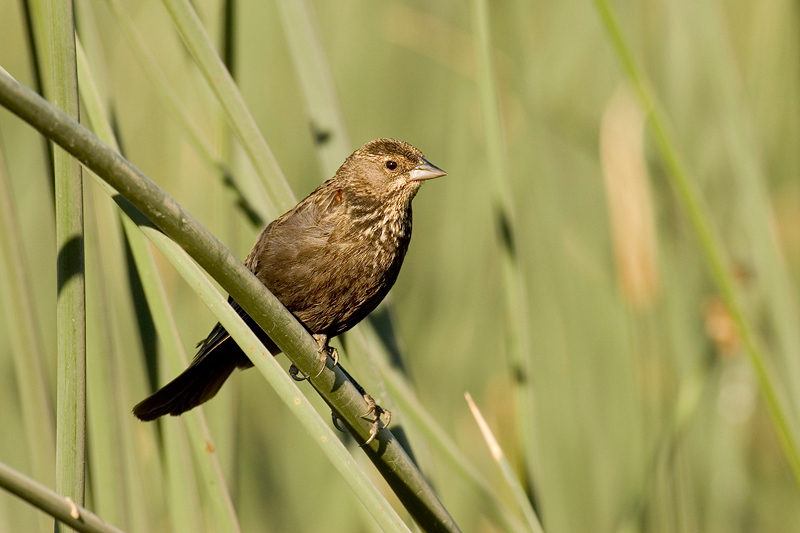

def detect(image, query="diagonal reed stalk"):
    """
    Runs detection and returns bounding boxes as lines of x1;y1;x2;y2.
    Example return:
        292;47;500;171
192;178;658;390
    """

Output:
0;460;124;533
0;70;459;533
465;393;545;533
274;3;538;530
160;0;294;215
75;37;243;533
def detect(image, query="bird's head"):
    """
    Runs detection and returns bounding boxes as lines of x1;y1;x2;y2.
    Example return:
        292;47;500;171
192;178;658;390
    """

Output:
337;138;446;207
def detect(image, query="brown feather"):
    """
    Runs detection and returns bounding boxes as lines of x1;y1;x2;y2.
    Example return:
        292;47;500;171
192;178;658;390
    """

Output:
133;138;443;420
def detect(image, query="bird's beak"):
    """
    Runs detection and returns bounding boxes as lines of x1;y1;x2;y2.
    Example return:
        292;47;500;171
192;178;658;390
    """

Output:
408;158;447;181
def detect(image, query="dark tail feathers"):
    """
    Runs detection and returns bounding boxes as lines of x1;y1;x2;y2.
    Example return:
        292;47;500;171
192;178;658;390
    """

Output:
133;338;242;421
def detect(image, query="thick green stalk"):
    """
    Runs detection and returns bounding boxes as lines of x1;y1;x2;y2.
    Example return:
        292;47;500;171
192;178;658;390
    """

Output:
0;460;123;533
0;71;460;533
592;0;800;492
50;0;86;526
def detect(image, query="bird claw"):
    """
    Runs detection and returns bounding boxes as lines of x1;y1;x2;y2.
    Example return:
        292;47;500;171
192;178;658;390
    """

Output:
291;334;341;380
360;394;391;446
298;336;389;445
289;364;308;382
329;346;339;366
312;334;339;378
331;411;346;432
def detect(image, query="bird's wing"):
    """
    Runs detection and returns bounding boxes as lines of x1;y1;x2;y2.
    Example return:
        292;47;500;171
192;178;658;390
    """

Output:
248;187;346;320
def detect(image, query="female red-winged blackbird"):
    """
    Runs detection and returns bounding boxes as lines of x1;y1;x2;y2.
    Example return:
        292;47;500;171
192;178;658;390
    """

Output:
133;138;445;421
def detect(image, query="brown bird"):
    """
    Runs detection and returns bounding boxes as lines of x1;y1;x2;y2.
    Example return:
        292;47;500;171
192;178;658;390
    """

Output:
133;138;445;425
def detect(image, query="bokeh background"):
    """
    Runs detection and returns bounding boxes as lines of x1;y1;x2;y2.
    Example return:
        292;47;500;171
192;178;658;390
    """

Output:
1;0;800;531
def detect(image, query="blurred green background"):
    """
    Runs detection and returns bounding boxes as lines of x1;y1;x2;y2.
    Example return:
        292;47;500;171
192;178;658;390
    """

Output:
2;0;800;531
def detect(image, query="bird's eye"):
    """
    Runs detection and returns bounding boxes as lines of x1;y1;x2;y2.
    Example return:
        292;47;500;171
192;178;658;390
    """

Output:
385;160;398;170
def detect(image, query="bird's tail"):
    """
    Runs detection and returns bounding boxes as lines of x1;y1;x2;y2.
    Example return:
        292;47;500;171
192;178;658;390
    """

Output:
133;332;244;421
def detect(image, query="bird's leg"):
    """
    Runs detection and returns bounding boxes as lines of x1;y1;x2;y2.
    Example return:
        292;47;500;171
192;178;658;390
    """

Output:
328;391;390;445
337;364;391;445
289;342;389;444
359;396;391;445
312;333;338;378
288;333;339;381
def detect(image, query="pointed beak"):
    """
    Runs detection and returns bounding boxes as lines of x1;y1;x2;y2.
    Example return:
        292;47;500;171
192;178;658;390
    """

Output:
408;158;447;181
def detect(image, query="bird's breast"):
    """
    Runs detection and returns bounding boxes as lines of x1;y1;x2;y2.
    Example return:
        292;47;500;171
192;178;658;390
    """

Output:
291;209;412;336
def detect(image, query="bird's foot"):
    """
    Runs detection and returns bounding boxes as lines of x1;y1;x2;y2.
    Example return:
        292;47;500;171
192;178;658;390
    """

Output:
331;411;346;432
313;333;338;378
328;396;391;445
361;394;391;446
288;334;339;381
289;364;308;382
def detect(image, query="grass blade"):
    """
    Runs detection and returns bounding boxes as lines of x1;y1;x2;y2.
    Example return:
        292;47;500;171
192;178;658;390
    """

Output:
160;0;295;213
471;0;539;508
0;129;56;530
274;0;351;176
465;393;545;533
75;39;242;533
49;0;87;526
592;0;800;492
377;358;529;533
0;70;459;532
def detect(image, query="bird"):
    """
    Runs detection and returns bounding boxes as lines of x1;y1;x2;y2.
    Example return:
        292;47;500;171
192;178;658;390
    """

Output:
132;138;446;432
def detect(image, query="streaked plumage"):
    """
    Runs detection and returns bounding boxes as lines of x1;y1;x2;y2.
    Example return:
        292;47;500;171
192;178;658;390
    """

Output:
133;138;445;420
